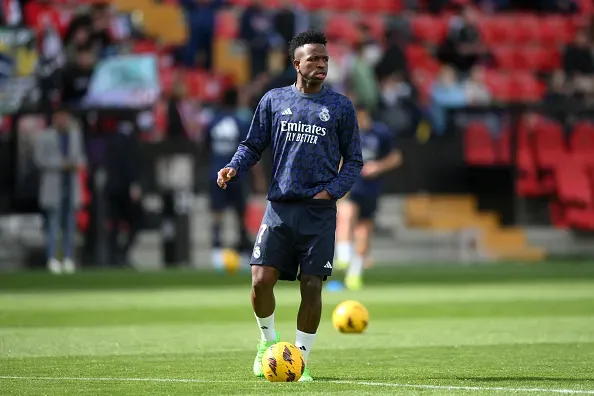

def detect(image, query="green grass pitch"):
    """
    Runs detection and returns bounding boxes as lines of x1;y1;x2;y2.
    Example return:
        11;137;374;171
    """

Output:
1;263;594;395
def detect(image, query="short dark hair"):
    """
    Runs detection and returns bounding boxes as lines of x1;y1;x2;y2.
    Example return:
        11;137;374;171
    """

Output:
288;29;328;62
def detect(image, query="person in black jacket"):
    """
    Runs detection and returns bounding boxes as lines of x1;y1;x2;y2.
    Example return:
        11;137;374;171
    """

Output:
105;121;143;267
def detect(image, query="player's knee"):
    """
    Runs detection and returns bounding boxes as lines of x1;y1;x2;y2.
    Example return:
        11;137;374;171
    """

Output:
251;267;278;291
300;275;323;298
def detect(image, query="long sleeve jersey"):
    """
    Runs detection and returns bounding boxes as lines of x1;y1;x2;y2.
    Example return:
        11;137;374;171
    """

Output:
226;84;363;202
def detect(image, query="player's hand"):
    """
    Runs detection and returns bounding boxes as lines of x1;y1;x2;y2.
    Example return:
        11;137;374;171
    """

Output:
361;162;383;179
313;189;332;200
217;167;237;189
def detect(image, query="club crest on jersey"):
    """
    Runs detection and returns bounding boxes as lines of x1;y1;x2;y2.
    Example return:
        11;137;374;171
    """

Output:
319;107;330;122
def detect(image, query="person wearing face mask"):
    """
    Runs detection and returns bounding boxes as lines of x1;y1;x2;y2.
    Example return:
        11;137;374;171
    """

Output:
376;72;419;137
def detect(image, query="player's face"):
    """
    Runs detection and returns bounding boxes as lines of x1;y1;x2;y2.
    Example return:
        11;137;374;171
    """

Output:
295;44;329;84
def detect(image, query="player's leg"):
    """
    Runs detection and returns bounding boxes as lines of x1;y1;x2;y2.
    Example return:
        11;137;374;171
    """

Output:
334;197;357;270
345;219;373;291
295;200;337;381
229;181;252;252
345;195;378;291
209;179;227;270
250;202;297;377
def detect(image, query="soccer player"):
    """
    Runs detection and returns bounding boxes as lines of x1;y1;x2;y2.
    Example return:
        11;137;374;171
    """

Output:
217;30;363;382
334;105;402;291
205;87;266;267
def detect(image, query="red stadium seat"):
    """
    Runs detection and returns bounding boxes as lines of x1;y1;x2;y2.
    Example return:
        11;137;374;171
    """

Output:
360;14;386;42
570;122;594;166
515;15;540;44
411;15;446;44
549;201;570;229
486;16;516;44
532;119;567;169
539;16;572;44
464;122;496;165
511;72;545;102
555;160;593;206
215;10;239;39
484;71;512;102
492;46;516;70
325;14;359;44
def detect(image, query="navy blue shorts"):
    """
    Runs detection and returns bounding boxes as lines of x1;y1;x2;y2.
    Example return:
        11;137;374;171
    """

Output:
348;193;379;220
209;178;247;212
250;199;337;281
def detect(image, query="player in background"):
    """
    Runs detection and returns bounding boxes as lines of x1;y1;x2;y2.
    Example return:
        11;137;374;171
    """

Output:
205;87;266;268
217;30;363;382
334;105;402;291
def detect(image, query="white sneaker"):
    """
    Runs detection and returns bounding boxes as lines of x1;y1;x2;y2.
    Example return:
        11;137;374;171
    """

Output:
47;258;62;274
211;248;224;271
62;258;76;274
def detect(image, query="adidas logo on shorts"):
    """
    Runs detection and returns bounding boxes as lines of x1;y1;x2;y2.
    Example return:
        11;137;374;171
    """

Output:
324;261;332;269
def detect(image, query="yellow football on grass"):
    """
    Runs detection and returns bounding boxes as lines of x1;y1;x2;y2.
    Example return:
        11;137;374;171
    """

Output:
332;300;369;334
221;248;240;275
262;342;305;382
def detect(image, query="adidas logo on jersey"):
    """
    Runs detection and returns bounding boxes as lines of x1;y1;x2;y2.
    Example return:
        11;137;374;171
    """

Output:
281;108;292;116
324;261;333;269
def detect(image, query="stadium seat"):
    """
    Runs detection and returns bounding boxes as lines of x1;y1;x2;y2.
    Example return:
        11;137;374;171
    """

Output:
484;71;512;102
492;46;516;70
532;119;567;169
549;201;570;229
565;207;594;230
485;16;516;44
569;122;594;166
410;15;446;45
325;14;359;44
511;72;545;102
215;10;239;39
360;14;386;42
464;122;496;165
539;16;572;44
515;15;540;44
555;160;593;206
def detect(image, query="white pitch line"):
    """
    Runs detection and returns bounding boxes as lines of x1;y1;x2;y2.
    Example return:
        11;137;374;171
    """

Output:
0;376;593;394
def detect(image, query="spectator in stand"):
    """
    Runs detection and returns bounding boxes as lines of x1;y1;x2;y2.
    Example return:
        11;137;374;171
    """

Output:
349;40;381;113
544;70;571;106
273;0;308;67
563;29;594;78
464;65;491;105
438;5;487;75
105;118;143;268
240;0;280;78
376;71;419;137
34;107;86;274
179;0;222;69
61;43;96;106
375;27;407;81
357;22;383;68
428;64;468;136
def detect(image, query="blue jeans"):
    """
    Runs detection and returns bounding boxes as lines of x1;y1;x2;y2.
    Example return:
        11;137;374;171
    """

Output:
45;198;76;261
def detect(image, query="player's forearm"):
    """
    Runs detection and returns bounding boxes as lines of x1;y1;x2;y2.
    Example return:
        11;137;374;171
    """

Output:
227;144;261;173
325;158;364;199
378;151;402;173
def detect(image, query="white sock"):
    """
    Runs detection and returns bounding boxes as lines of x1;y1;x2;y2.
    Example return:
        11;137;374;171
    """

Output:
255;313;276;342
336;241;353;263
347;254;364;277
295;330;316;363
